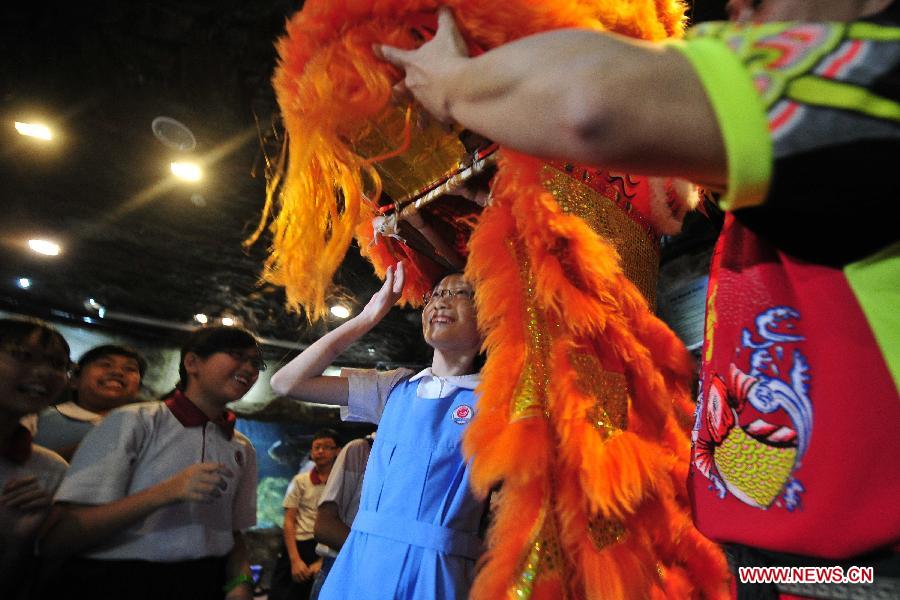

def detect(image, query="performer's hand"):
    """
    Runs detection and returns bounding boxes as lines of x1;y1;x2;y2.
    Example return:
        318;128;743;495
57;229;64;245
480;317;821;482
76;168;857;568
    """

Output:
377;7;470;123
359;262;406;325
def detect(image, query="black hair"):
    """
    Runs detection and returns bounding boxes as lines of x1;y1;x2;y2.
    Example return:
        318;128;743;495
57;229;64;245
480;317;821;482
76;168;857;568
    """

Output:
0;318;70;369
176;326;260;390
312;428;341;446
76;344;148;378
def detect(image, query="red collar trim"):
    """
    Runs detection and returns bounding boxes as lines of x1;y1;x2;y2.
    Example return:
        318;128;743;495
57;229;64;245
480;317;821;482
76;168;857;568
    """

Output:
2;424;33;464
310;468;325;485
164;390;236;440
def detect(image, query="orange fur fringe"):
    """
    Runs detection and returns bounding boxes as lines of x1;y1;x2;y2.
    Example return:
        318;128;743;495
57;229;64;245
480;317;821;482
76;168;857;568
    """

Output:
264;0;732;597
255;0;690;319
464;151;730;599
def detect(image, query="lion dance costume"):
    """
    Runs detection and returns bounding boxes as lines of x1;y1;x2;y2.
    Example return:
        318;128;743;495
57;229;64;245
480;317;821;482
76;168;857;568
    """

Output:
252;1;731;598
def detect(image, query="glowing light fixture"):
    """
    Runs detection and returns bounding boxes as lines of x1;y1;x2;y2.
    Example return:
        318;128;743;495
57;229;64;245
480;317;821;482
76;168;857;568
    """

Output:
221;316;235;327
85;298;106;319
194;313;208;324
330;305;351;319
170;161;202;181
28;239;60;256
15;121;52;141
17;278;32;289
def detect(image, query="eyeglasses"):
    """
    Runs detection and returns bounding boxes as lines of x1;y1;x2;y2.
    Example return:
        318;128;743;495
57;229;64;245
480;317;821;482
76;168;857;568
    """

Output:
422;288;475;306
1;343;70;372
225;350;267;372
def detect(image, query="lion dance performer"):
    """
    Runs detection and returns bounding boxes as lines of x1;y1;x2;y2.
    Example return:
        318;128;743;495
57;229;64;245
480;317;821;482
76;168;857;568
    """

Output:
250;1;731;598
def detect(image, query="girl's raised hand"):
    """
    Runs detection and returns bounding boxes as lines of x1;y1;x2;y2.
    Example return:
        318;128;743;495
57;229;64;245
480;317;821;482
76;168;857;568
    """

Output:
360;261;405;325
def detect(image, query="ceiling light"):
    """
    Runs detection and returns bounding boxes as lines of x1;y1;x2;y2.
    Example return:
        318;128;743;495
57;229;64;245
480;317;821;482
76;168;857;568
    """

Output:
194;313;208;324
330;305;351;319
28;239;60;256
170;161;202;182
17;278;32;289
85;298;106;318
152;116;197;151
221;316;235;327
14;121;53;141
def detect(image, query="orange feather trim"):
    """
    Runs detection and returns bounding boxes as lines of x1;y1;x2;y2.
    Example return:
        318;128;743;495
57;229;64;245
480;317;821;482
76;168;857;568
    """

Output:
263;1;731;598
465;148;731;598
258;0;691;318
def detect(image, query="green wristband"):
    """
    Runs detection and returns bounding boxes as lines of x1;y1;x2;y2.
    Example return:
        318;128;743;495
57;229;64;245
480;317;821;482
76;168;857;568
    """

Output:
223;573;254;594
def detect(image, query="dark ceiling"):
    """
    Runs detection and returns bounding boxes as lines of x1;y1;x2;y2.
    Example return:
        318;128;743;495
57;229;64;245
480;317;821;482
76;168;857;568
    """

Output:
0;1;727;366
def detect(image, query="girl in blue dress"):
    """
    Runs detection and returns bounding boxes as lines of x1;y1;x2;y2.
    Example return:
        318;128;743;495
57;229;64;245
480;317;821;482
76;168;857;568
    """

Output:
270;262;486;599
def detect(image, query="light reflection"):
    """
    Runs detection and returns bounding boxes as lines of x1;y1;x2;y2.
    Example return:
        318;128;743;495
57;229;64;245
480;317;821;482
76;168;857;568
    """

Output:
15;121;53;141
170;161;202;181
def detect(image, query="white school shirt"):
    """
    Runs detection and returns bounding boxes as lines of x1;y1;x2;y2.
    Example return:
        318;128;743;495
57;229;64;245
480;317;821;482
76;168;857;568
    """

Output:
54;395;257;561
341;367;481;423
283;469;325;542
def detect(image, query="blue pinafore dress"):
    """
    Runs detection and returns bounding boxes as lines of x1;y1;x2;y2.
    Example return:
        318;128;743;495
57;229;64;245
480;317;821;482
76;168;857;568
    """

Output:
319;377;485;600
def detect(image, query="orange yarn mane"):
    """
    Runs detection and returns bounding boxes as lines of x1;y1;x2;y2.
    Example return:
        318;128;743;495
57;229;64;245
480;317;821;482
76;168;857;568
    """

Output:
261;1;731;597
254;0;687;319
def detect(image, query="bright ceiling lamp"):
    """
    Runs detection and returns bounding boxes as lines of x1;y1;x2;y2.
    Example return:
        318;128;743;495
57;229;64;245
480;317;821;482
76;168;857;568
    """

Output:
28;239;61;256
170;161;202;181
14;121;53;141
330;305;351;319
194;313;209;324
221;316;235;327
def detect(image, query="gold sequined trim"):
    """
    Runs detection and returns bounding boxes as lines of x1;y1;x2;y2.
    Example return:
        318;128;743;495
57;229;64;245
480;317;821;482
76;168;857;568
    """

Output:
352;105;469;204
511;540;542;600
510;512;566;600
570;353;630;438
541;166;659;307
509;239;553;421
587;515;627;550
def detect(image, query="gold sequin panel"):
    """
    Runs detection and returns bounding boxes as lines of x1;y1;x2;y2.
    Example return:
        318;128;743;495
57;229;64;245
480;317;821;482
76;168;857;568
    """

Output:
569;352;630;439
352;105;471;203
508;238;554;422
541;166;659;307
511;513;567;600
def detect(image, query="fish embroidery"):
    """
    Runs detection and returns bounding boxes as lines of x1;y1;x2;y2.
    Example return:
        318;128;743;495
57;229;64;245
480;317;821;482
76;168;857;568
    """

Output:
693;307;812;511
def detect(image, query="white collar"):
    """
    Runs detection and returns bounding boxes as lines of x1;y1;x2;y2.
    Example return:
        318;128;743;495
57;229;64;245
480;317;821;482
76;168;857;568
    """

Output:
408;368;480;399
55;401;104;423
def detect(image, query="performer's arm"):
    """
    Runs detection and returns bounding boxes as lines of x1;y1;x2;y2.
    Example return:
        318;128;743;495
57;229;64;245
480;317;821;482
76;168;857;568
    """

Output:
379;8;726;187
269;262;406;405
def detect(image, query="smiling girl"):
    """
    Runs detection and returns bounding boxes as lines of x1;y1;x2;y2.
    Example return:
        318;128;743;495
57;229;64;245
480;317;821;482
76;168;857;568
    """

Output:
35;344;146;460
270;262;487;599
41;326;262;600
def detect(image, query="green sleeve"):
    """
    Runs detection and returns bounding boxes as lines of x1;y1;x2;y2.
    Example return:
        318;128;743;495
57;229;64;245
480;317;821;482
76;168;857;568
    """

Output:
670;37;773;211
845;242;900;390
